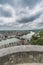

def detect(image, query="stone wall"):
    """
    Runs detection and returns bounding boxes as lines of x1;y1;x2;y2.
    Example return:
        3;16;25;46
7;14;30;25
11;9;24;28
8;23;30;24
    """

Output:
0;45;43;65
0;52;43;65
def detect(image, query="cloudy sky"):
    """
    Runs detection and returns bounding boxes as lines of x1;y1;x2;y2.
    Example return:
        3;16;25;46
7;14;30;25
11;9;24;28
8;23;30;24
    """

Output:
0;0;43;30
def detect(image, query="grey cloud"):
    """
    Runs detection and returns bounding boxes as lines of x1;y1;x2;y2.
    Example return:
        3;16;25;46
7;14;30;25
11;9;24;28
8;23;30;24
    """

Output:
37;22;43;27
14;0;41;9
0;23;21;30
0;8;12;17
17;12;41;23
0;0;41;8
0;0;13;5
21;0;41;8
0;0;43;30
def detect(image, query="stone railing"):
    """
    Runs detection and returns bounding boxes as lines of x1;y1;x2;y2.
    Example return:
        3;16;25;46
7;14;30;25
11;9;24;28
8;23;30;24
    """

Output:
0;45;43;65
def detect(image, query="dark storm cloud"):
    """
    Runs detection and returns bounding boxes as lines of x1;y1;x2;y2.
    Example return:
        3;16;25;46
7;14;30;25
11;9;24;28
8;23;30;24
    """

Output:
17;12;41;23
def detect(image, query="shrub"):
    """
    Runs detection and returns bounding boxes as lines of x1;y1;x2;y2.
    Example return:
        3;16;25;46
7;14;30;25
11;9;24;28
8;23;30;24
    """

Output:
31;38;43;45
39;31;43;37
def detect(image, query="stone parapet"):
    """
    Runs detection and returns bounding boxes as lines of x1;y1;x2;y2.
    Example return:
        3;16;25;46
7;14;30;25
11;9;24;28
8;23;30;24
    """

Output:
0;45;43;65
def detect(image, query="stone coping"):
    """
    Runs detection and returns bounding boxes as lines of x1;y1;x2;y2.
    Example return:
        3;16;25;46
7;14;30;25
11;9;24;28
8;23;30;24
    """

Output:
0;45;43;57
17;63;43;65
